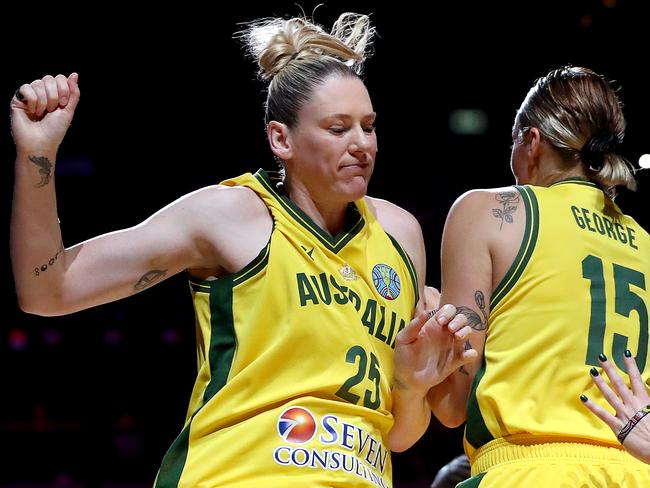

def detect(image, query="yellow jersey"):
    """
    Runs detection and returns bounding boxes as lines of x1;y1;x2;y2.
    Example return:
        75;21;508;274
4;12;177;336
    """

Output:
465;178;650;458
155;169;418;487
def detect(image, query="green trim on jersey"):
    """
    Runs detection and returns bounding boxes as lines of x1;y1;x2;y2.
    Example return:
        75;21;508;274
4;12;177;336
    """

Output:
203;275;237;403
458;472;487;487
387;233;419;306
188;241;271;292
254;170;365;253
465;354;492;449
155;417;192;487
550;177;598;188
490;186;539;309
159;246;273;486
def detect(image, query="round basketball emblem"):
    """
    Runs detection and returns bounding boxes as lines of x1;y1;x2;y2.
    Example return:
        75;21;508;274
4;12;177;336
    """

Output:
372;264;401;300
277;406;317;444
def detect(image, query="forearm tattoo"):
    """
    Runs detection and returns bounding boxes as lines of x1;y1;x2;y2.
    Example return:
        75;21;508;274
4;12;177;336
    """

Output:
33;242;64;277
492;191;520;230
134;269;168;291
29;155;53;188
459;341;473;376
456;290;488;331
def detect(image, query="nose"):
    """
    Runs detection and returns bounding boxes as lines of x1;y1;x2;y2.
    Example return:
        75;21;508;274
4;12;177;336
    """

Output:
348;125;373;155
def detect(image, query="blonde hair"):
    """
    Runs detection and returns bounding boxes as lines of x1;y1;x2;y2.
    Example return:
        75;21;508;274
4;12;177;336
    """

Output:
238;12;375;127
515;66;636;193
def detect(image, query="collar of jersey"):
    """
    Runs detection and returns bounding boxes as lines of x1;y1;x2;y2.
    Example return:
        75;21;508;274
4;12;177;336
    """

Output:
254;169;366;253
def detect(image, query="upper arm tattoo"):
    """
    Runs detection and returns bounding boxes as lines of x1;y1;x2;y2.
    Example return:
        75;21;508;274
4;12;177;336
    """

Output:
456;290;488;331
134;269;168;291
29;156;53;188
492;191;520;230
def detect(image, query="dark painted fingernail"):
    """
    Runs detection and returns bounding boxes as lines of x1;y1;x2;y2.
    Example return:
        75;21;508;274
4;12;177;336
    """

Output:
598;353;607;362
625;349;632;358
590;367;599;377
14;89;24;102
580;394;588;402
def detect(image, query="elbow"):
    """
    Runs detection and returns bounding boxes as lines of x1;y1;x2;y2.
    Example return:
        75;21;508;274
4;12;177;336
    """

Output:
388;433;416;453
16;294;68;317
435;411;467;429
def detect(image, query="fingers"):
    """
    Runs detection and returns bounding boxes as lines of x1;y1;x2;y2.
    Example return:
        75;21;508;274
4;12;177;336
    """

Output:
397;304;457;345
43;75;60;113
66;72;81;112
598;354;635;406
590;365;626;414
13;73;79;117
623;351;650;400
423;286;440;311
55;74;70;107
395;310;430;345
581;394;620;433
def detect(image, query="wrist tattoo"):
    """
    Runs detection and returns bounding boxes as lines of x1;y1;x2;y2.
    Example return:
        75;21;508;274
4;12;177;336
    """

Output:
392;377;408;391
134;269;168;291
29;155;53;188
33;242;64;277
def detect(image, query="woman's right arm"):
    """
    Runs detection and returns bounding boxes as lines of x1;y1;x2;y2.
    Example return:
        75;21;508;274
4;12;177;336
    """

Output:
10;74;271;316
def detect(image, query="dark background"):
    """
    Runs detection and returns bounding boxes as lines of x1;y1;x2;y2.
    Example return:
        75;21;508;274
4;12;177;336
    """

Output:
2;1;649;486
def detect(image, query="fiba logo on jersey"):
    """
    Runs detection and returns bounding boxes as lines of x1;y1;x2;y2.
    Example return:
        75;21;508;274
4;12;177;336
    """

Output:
372;264;401;300
277;407;317;444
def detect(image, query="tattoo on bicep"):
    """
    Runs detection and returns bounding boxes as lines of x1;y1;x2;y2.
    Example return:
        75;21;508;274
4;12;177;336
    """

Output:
33;242;64;277
134;269;168;291
492;191;520;230
456;290;488;331
29;156;53;188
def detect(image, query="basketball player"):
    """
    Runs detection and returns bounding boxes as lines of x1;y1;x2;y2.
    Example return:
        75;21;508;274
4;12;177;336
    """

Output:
426;67;650;486
9;13;475;487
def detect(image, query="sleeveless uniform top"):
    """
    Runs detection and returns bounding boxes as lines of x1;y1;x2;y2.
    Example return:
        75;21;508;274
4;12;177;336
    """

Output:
465;178;650;458
155;169;418;487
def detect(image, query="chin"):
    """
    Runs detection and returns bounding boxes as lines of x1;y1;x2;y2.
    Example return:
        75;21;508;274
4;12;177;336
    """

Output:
339;178;369;202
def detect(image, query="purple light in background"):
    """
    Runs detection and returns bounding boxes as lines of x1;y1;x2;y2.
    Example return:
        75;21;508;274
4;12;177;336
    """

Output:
56;156;96;176
104;328;123;346
161;328;181;345
8;328;28;351
43;328;62;346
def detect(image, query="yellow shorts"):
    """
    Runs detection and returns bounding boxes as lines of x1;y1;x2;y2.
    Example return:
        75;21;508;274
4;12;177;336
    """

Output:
459;436;650;488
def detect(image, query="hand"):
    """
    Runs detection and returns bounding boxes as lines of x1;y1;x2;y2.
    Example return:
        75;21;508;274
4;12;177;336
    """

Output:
394;298;477;397
416;284;440;316
11;73;80;154
581;351;650;464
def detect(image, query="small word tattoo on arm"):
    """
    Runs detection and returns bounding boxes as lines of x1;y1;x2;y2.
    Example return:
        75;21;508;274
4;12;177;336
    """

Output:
456;290;488;331
134;269;168;291
492;191;520;230
29;156;53;188
33;242;64;277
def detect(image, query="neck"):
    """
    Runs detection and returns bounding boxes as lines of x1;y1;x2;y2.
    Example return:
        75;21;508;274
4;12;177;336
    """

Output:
284;179;349;236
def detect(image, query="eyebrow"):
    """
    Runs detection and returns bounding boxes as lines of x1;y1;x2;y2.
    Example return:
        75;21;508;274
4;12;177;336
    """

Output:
322;112;377;121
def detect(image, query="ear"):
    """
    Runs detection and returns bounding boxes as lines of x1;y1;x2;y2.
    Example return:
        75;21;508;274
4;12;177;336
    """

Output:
267;121;292;160
525;127;543;173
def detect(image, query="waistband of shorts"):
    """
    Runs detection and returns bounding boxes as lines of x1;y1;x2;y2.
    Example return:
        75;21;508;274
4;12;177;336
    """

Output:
470;435;638;476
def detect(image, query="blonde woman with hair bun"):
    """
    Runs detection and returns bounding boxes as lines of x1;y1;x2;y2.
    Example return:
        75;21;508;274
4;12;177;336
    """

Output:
427;66;650;487
9;11;475;487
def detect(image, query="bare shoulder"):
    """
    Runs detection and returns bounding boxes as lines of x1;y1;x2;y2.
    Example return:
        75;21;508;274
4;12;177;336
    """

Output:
182;184;272;275
364;196;421;239
364;196;425;282
185;184;270;220
448;186;521;220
